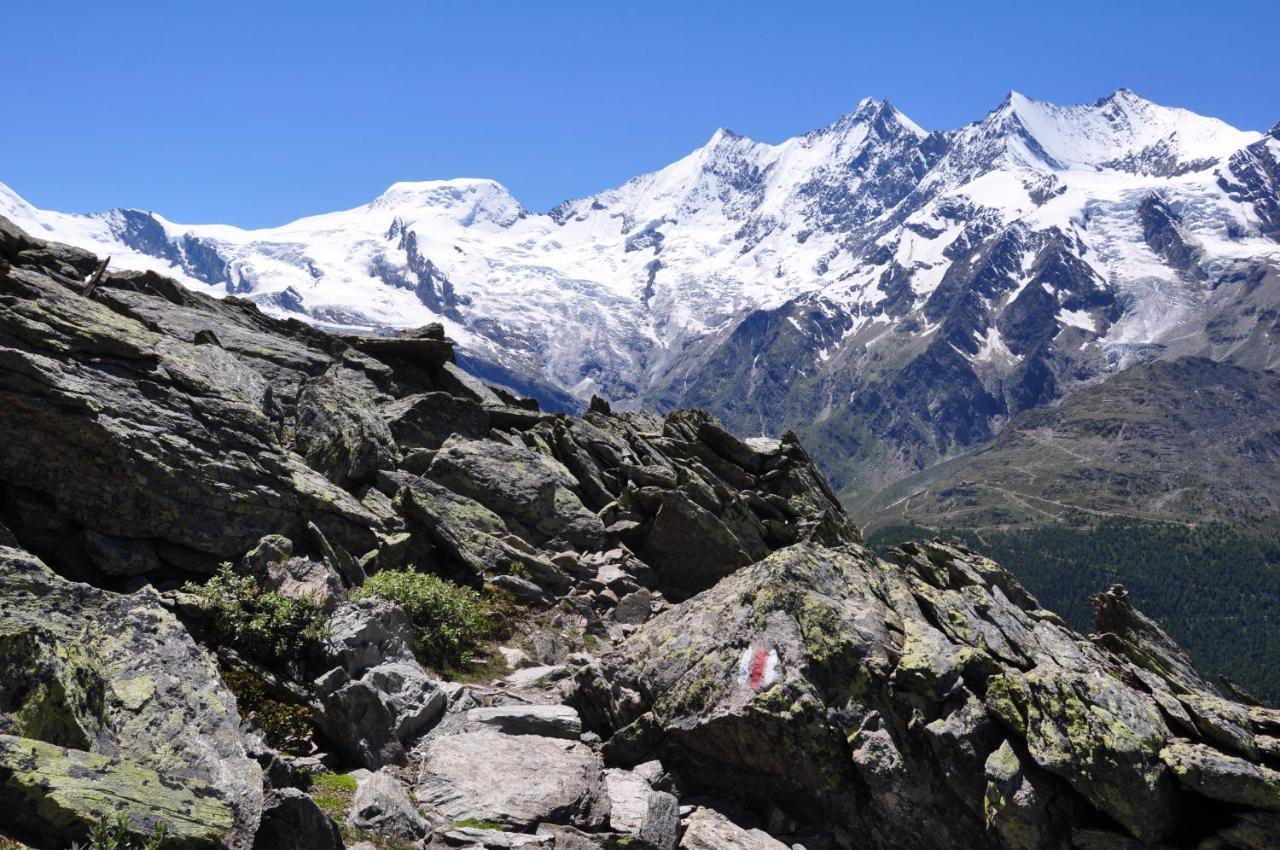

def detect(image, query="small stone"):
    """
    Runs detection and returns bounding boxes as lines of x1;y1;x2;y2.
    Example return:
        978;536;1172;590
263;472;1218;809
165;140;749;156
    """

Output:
349;769;428;839
615;589;653;624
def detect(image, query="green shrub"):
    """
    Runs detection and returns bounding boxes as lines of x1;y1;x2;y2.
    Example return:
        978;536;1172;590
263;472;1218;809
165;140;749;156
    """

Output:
220;668;313;755
70;814;167;850
353;568;488;669
184;564;327;664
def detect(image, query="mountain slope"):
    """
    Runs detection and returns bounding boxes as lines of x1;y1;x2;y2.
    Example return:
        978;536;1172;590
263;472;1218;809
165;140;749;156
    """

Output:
857;357;1280;531
3;90;1277;500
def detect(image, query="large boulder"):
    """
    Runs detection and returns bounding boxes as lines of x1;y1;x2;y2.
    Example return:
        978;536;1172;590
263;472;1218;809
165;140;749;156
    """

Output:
426;436;606;549
465;704;583;739
0;735;237;849
416;729;609;830
384;391;491;450
0;545;262;847
252;788;343;850
380;472;570;591
573;541;1280;850
679;807;790;850
349;768;429;839
312;600;447;769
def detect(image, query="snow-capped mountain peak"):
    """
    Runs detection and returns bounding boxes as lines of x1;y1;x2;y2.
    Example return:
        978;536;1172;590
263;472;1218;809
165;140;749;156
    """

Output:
991;88;1260;175
368;178;527;228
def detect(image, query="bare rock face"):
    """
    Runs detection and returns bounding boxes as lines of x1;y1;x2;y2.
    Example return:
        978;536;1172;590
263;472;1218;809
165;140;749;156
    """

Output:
416;729;610;830
573;541;1280;850
294;365;399;489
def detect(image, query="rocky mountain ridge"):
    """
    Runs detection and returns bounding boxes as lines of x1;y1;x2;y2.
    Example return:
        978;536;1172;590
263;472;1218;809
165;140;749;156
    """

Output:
3;219;1280;849
3;91;1277;501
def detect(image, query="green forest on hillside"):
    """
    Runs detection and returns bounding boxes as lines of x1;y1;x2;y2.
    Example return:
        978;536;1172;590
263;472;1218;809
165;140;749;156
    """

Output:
868;518;1280;705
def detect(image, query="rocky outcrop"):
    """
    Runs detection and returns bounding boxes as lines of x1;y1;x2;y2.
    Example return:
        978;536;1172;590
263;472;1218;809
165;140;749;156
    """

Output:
573;541;1280;850
0;217;384;578
312;599;448;769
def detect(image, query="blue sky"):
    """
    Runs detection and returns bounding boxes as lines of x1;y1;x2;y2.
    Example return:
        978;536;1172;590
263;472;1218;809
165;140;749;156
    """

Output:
3;0;1275;227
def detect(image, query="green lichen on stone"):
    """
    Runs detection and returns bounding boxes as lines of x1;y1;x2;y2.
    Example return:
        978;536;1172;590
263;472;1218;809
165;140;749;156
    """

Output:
985;672;1029;736
0;630;108;750
0;734;232;847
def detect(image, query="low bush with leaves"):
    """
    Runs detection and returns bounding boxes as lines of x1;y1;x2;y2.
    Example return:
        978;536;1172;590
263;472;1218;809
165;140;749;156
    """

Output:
70;815;167;850
183;564;327;665
353;567;488;669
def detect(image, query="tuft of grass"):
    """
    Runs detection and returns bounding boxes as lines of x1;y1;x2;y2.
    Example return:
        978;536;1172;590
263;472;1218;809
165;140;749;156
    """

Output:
69;815;168;850
452;818;505;831
309;772;358;822
308;773;417;850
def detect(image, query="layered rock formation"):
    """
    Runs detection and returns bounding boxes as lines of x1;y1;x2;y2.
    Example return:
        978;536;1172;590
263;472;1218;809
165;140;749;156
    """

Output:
1;217;1277;849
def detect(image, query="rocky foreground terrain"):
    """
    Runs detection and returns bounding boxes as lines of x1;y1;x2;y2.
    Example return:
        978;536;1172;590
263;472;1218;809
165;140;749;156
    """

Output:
2;216;1279;850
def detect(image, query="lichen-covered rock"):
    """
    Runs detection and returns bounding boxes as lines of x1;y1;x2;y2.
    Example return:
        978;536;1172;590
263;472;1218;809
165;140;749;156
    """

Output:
1159;739;1280;810
573;541;1280;850
983;739;1072;850
0;232;385;577
294;365;399;488
426;436;606;549
384;390;491;450
0;546;262;847
0;734;236;848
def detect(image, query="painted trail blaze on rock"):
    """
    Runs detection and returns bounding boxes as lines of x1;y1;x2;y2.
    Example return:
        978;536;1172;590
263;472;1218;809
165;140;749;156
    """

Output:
736;646;779;690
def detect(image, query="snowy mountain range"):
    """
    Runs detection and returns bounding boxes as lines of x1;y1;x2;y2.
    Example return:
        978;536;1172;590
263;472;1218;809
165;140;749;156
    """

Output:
4;88;1278;500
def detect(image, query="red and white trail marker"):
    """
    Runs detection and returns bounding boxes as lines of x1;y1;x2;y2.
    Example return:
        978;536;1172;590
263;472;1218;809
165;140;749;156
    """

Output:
737;646;779;690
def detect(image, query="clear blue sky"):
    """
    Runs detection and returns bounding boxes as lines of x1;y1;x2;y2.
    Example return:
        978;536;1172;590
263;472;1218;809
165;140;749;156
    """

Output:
3;0;1274;227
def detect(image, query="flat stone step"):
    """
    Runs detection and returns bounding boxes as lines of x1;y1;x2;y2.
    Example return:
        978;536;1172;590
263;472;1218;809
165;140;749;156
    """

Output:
465;704;582;739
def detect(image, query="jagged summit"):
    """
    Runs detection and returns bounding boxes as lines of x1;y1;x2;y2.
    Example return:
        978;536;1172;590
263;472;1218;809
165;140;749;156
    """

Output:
985;87;1260;173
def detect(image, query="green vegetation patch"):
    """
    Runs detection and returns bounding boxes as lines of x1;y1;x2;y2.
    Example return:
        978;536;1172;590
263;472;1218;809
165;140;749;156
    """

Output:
70;815;168;850
353;567;489;669
452;818;505;830
183;564;327;665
